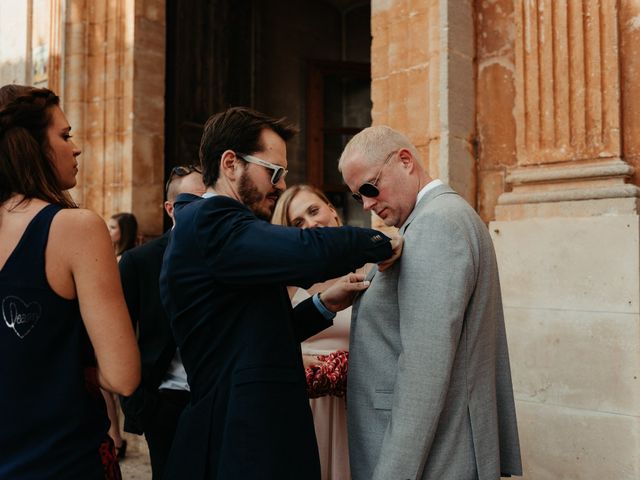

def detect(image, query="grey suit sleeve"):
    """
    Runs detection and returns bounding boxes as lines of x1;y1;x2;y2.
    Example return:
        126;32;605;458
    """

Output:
372;213;476;479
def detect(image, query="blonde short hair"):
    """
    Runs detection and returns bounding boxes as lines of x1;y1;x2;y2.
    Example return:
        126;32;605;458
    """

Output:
339;125;421;170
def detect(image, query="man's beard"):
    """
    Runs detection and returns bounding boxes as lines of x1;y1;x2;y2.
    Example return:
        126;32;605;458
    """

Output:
238;170;278;221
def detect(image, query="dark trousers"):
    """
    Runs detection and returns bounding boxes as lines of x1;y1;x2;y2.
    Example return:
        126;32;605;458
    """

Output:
144;389;190;480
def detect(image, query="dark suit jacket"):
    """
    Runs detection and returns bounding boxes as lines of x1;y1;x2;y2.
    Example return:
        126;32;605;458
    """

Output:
159;194;393;480
118;231;178;434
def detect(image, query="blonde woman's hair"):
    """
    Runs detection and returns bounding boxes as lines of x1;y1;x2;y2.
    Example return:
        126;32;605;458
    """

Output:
272;184;342;227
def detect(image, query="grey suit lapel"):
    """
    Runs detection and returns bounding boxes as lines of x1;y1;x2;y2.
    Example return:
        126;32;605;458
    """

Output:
352;265;378;311
365;266;377;282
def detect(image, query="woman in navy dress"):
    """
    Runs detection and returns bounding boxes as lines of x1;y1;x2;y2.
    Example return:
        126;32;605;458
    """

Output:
0;84;140;479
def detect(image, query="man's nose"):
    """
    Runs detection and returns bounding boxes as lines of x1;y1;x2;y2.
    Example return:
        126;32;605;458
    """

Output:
362;196;376;210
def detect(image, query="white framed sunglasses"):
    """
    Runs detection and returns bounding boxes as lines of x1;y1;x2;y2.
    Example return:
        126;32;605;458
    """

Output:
237;153;288;185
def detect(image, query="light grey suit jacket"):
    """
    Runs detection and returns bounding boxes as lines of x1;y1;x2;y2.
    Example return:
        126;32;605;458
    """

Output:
347;184;522;480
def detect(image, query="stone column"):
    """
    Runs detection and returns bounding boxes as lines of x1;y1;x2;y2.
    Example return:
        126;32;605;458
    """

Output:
64;0;166;236
370;0;474;231
47;0;65;95
489;1;640;477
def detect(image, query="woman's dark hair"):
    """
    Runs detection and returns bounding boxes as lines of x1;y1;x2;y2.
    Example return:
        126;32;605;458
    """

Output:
0;84;76;208
199;106;298;187
111;212;138;256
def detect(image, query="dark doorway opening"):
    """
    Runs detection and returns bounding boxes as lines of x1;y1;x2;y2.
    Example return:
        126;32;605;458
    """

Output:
164;0;371;228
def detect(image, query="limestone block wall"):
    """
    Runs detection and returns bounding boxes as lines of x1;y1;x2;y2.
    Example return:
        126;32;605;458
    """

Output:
371;0;474;204
492;215;640;478
371;0;439;173
370;0;475;233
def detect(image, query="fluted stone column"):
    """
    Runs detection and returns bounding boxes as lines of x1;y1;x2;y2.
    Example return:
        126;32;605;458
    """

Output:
488;1;640;477
64;0;166;236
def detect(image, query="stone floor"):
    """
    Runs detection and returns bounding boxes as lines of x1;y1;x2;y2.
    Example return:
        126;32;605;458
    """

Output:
118;432;152;479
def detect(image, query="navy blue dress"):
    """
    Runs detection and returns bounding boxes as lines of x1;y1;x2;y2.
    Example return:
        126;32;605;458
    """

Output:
0;204;108;479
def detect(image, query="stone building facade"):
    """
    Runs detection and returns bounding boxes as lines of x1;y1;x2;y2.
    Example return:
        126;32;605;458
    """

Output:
2;0;639;478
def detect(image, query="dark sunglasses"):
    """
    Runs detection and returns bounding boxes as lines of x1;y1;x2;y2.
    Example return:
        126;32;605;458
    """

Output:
237;153;288;185
165;164;202;194
351;150;398;204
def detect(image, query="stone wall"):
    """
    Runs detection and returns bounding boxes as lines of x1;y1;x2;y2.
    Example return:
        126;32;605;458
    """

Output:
371;0;474;205
370;0;474;233
372;0;640;478
481;1;640;478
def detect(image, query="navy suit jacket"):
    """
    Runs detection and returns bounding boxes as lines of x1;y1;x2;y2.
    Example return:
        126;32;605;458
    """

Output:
159;194;392;480
118;231;178;434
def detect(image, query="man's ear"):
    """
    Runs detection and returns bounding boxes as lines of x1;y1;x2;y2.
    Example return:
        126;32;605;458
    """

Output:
164;200;174;219
398;148;415;171
219;150;239;181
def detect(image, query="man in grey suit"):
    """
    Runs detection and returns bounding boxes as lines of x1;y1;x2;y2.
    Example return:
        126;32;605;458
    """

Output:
339;126;522;480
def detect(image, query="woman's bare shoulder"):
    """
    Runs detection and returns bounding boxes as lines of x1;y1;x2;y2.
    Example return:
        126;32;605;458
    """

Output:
51;208;111;247
54;208;107;229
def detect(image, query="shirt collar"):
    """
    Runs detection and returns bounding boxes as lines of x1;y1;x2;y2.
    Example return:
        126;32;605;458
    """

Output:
416;178;443;204
399;179;443;232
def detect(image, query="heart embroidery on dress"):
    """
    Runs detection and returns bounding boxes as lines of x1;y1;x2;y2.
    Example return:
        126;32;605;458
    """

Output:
2;296;42;339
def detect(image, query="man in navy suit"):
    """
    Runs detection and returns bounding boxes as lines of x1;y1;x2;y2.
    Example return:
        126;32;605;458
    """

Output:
159;107;402;479
119;165;205;479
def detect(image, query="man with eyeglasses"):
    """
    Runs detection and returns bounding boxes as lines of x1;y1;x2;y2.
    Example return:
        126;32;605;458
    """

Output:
339;126;522;480
159;107;403;480
118;164;205;479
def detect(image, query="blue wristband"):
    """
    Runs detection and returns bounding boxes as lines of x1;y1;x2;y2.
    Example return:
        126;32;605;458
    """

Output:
312;293;336;320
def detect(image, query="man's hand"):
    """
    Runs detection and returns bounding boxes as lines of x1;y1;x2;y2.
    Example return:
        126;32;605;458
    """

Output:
378;232;403;272
319;273;371;312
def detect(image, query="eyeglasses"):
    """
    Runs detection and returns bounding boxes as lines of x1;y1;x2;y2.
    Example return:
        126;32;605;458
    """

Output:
351;150;397;204
165;164;202;194
237;153;288;185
